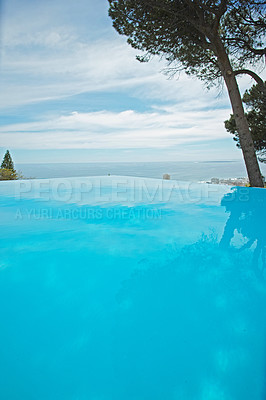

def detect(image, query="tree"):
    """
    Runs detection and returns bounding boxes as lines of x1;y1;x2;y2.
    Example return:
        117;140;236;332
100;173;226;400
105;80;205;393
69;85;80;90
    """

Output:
225;82;266;163
1;150;15;171
108;0;266;187
0;168;20;181
0;150;22;180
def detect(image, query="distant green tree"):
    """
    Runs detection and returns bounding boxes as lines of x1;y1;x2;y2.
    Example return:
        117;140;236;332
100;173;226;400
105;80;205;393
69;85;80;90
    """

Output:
1;150;15;171
225;83;266;163
0;150;23;180
0;168;20;181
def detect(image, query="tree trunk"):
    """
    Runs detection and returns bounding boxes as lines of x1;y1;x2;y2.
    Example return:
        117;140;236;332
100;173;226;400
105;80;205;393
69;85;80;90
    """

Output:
214;40;264;187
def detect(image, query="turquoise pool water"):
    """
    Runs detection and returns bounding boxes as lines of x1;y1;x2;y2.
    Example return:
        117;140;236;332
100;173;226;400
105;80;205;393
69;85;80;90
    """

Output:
0;176;265;400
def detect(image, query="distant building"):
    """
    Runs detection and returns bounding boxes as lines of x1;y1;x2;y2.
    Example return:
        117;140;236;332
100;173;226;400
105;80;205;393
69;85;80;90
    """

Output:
206;177;249;186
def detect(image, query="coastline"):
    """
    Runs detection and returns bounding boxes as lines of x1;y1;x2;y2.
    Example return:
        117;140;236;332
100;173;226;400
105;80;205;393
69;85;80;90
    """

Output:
15;160;266;183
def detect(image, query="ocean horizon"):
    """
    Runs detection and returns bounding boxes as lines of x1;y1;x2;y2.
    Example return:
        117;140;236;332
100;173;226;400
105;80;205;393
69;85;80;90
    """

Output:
16;160;266;182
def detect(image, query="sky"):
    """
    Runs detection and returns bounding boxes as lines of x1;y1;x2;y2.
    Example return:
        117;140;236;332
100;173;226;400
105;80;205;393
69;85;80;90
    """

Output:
0;0;265;164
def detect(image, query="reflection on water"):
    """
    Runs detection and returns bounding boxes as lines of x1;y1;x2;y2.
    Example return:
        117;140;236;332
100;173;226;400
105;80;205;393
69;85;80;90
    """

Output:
112;187;266;400
114;236;266;399
220;187;266;278
0;180;265;399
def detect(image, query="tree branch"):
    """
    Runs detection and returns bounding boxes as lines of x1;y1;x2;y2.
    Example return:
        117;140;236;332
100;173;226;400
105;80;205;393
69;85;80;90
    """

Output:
213;0;228;31
224;37;266;56
233;69;266;113
233;69;264;89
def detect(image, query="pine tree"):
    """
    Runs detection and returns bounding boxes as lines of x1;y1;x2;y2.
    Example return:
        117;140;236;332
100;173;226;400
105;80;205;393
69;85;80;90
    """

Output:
1;150;15;171
225;82;266;163
108;0;266;187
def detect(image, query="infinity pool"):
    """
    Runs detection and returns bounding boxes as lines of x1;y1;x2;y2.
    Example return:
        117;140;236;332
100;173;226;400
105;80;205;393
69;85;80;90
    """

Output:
0;176;265;400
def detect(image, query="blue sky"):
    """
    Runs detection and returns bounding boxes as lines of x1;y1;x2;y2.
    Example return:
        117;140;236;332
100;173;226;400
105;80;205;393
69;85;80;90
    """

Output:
0;0;264;164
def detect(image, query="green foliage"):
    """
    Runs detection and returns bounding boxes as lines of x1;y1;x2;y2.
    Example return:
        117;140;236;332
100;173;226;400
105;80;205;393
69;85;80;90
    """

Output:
0;150;23;180
108;0;265;85
220;0;266;66
225;82;266;163
1;150;15;171
0;168;20;181
108;1;265;186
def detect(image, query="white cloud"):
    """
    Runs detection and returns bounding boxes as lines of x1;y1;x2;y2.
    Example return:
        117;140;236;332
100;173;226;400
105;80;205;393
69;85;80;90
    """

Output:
0;0;232;109
1;0;262;163
0;106;230;150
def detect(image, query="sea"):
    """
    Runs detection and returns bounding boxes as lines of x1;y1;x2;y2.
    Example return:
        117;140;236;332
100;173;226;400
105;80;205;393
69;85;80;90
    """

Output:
16;160;266;182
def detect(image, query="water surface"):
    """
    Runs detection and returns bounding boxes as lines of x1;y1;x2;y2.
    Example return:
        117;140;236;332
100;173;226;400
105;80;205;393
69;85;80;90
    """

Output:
0;177;265;400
